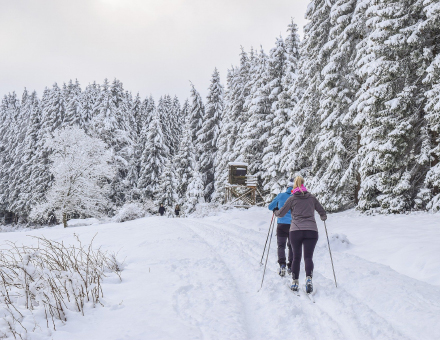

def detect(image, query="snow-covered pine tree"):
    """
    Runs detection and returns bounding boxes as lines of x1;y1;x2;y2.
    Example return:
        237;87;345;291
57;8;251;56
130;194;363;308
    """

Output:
63;79;82;127
79;82;100;131
172;96;182;147
350;0;428;212
417;0;440;210
184;162;205;214
19;87;58;220
138;107;169;201
11;91;42;218
197;68;224;201
8;90;37;220
180;98;190;123
189;83;205;146
90;79;134;208
261;37;291;196
214;47;256;202
132;93;144;137
235;47;270;177
0;93;21;221
280;0;332;180
174;115;197;200
308;0;362;211
157;158;179;207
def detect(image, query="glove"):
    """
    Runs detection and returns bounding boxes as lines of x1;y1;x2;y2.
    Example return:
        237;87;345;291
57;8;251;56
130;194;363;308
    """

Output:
273;207;279;212
320;215;327;221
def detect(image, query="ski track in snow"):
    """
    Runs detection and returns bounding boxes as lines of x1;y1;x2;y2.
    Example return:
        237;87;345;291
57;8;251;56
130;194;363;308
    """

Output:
179;218;416;340
1;208;439;340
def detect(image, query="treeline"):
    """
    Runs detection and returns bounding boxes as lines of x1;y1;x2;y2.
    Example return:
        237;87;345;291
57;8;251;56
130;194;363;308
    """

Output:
0;75;223;224
1;0;440;225
214;0;440;214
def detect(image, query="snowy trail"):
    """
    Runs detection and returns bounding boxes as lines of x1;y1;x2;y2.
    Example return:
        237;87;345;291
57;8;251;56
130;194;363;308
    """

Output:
1;208;439;339
180;218;414;340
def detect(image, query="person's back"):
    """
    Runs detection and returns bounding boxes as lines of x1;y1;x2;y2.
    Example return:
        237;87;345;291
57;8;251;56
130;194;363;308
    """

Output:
268;187;292;224
289;191;326;232
159;204;166;216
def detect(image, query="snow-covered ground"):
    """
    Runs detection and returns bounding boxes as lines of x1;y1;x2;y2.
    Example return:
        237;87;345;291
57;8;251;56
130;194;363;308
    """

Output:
1;208;439;339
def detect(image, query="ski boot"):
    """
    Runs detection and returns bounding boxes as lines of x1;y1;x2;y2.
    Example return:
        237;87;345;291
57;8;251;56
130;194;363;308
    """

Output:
286;263;292;276
290;279;299;292
305;276;313;294
279;264;286;277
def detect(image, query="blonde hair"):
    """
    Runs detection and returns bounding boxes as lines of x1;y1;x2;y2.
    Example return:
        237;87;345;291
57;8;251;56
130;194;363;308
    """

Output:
294;176;305;192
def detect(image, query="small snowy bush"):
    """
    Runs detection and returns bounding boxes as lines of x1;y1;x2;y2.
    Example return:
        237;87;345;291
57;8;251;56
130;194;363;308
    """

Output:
113;203;149;223
0;235;123;338
328;233;351;251
190;203;234;218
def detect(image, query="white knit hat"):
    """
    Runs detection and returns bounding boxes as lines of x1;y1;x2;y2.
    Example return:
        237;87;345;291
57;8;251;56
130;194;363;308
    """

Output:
287;178;294;187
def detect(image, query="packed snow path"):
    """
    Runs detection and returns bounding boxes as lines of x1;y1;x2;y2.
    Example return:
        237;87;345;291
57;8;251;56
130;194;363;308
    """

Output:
1;208;439;339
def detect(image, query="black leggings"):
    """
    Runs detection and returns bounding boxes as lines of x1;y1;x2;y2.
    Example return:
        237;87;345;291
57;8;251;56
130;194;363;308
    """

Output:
276;224;293;266
289;230;318;280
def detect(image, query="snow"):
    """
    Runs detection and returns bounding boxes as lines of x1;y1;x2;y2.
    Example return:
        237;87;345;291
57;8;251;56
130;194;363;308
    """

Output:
1;207;439;339
228;162;249;166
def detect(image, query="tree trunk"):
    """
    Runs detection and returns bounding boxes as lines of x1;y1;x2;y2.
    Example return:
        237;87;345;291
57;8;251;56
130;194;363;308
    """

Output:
63;212;68;228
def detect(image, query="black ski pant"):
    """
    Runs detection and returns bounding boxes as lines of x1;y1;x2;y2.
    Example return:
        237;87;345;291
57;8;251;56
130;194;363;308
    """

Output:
276;224;293;266
289;230;318;280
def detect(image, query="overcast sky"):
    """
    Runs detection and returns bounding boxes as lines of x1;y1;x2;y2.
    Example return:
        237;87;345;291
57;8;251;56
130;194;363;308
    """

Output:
0;0;308;102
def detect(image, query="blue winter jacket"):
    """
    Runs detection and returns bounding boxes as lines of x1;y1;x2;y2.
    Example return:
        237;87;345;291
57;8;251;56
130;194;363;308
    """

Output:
268;187;293;224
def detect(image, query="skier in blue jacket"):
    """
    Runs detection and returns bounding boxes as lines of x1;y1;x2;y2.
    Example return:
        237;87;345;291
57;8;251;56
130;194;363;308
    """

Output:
268;178;294;277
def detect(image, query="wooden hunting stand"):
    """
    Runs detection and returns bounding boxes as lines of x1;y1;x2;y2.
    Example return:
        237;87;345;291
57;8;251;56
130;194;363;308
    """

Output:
225;162;264;207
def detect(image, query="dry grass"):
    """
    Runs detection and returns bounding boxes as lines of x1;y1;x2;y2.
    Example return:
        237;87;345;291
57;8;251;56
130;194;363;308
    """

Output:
0;233;122;339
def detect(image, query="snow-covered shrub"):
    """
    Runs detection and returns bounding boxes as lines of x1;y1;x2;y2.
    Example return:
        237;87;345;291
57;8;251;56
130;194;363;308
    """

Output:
190;203;235;218
328;233;351;251
143;199;158;215
0;235;122;338
113;202;149;222
67;218;100;227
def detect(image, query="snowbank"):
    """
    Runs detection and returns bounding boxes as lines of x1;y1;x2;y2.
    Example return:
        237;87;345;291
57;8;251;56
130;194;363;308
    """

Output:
0;208;438;339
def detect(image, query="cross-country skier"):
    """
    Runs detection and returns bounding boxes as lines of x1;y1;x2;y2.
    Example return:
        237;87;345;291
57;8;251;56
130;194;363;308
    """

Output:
159;204;166;216
273;176;327;294
268;179;294;277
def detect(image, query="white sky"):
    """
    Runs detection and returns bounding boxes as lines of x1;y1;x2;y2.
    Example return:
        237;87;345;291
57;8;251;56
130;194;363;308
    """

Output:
0;0;308;102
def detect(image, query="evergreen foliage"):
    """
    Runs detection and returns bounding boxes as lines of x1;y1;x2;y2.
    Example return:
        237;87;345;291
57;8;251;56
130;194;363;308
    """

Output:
198;68;224;201
2;3;440;220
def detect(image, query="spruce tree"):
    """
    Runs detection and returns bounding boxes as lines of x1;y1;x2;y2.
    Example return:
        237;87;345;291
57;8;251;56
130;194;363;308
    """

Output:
309;0;362;211
13;92;42;217
189;84;205;146
418;0;440;210
157;158;178;206
79;82;100;131
185;163;205;214
197;68;224;201
350;0;428;212
280;0;332;179
261;37;291;195
138;107;169;200
174;116;197;201
235;47;270;177
63;79;82;127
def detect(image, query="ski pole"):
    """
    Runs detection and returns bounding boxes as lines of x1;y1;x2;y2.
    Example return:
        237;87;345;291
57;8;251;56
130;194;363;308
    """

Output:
258;216;276;291
324;221;338;288
260;213;275;265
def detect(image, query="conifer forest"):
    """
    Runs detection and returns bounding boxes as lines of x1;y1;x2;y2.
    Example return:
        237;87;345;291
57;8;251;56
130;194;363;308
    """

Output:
1;0;440;225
